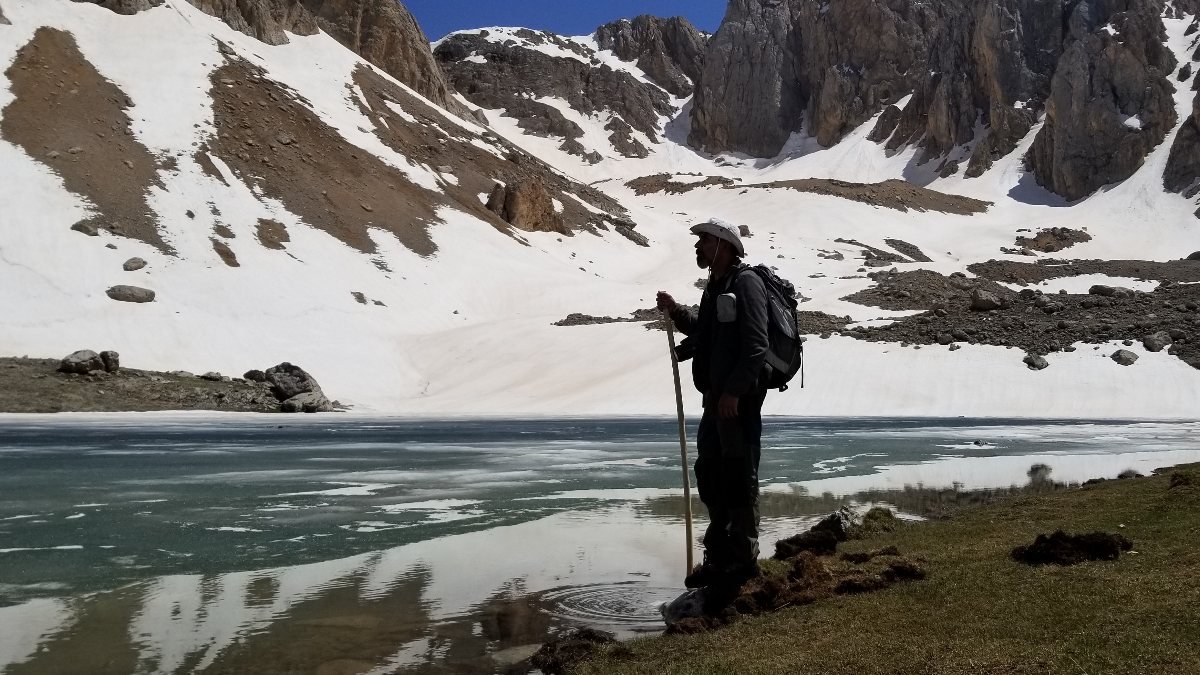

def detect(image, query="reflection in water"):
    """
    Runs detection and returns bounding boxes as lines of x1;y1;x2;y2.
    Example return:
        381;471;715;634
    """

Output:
2;418;1199;673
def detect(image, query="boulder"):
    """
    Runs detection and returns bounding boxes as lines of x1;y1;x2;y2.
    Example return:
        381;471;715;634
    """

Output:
106;285;155;303
200;371;224;381
1023;353;1049;370
264;362;324;401
970;288;1004;311
123;257;147;271
486;178;567;234
1142;331;1172;353
1188;251;1200;261
243;369;267;382
71;222;99;236
1111;349;1139;366
99;350;120;373
1011;530;1133;566
59;350;104;374
280;391;334;413
1089;284;1133;298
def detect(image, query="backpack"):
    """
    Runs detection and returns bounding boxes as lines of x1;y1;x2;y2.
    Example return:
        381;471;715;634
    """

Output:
739;264;805;391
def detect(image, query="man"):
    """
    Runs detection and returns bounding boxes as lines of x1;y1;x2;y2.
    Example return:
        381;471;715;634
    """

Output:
656;217;770;597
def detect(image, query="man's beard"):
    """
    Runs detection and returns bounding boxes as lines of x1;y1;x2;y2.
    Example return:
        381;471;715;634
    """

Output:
695;252;710;269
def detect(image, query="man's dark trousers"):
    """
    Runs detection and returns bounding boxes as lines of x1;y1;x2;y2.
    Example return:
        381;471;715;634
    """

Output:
694;382;768;579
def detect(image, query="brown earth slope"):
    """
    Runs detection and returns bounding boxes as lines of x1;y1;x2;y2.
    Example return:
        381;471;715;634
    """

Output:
1;27;168;251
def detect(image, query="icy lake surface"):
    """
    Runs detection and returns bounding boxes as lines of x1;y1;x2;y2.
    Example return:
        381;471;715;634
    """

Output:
1;415;1198;674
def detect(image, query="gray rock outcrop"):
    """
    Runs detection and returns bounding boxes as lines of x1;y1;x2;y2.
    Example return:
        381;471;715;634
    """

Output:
59;350;105;374
106;285;155;303
0;4;10;23
595;15;707;97
70;0;164;15
123;257;147;271
1111;349;1139;366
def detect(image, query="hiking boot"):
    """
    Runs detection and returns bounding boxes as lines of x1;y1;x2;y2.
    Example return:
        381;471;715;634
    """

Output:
684;562;719;589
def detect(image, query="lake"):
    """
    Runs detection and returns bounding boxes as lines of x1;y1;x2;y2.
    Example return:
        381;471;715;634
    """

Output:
1;415;1198;674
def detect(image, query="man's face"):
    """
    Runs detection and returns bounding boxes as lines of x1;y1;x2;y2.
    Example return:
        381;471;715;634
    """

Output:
695;232;719;269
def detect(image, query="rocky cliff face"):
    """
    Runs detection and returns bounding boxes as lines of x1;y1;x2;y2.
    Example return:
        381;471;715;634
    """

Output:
691;0;936;157
691;0;1184;201
299;0;464;114
1164;23;1200;200
185;0;319;45
1164;85;1200;198
594;16;707;97
435;29;675;160
1026;0;1177;201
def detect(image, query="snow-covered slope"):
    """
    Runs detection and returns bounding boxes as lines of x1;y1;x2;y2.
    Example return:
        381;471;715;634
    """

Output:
2;0;1199;417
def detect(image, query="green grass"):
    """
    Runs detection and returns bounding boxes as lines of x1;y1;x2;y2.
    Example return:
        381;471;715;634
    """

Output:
579;467;1200;675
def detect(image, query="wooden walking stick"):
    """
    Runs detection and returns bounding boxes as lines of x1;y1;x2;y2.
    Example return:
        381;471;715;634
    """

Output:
662;310;695;575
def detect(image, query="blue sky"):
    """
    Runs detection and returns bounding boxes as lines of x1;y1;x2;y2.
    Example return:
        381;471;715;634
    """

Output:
405;0;728;40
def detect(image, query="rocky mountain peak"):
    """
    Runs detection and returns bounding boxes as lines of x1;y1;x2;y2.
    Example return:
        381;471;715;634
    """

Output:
594;15;707;97
435;27;675;161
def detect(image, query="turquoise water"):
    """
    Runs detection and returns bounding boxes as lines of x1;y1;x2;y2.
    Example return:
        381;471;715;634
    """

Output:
1;416;1197;674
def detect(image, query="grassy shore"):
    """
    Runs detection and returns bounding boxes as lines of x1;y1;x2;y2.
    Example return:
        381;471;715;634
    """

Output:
579;465;1200;675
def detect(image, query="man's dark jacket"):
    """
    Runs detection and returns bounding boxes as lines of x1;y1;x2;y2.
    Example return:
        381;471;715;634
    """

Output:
670;267;770;400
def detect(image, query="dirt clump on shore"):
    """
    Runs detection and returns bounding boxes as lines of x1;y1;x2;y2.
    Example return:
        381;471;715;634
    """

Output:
531;628;627;675
669;508;922;635
1011;530;1133;566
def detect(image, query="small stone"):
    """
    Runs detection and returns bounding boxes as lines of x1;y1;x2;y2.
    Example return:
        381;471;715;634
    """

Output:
71;222;99;237
1023;353;1050;370
970;288;1004;311
67;146;82;154
200;372;223;381
123;257;147;272
1111;350;1139;366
